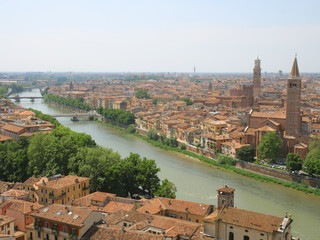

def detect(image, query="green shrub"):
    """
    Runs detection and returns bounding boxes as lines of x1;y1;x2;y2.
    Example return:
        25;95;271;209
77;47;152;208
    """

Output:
217;154;237;166
180;143;186;150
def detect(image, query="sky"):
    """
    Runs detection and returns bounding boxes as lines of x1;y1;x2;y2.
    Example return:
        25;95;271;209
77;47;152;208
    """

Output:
1;0;319;73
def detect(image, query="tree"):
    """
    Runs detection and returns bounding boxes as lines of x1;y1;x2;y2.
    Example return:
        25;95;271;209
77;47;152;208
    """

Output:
152;99;158;105
286;153;303;172
182;97;193;106
135;89;150;99
147;129;159;141
108;153;161;197
217;154;237;166
180;143;186;150
258;131;282;163
236;145;255;162
127;124;136;133
304;138;320;175
68;147;121;192
155;179;177;199
304;157;320;175
97;106;103;115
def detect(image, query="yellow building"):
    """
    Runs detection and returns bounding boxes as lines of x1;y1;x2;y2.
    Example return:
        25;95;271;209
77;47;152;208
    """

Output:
36;175;90;205
202;119;227;134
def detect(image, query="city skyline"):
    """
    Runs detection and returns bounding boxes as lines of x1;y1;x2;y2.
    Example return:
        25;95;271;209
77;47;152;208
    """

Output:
1;0;320;72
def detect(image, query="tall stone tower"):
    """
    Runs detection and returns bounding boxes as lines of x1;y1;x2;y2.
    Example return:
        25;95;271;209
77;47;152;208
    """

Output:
286;57;302;136
253;58;261;98
217;185;235;209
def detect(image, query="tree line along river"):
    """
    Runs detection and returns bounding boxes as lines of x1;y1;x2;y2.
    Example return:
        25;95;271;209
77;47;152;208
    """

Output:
17;89;320;240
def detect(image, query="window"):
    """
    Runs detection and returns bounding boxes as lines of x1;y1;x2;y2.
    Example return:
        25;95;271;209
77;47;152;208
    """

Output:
79;184;80;189
245;230;248;233
45;189;47;194
46;222;49;228
45;198;48;203
63;226;67;233
41;189;43;193
38;231;41;238
180;216;183;220
188;218;191;221
196;219;199;223
46;233;49;240
68;188;69;193
244;236;249;240
260;233;264;236
73;186;75;191
124;223;127;227
229;232;234;240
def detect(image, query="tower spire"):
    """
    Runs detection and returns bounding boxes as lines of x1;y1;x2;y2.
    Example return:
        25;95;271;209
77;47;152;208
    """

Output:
290;56;300;78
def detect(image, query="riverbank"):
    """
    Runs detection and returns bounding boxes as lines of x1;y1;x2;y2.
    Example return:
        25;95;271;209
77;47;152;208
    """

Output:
16;89;320;240
96;119;320;197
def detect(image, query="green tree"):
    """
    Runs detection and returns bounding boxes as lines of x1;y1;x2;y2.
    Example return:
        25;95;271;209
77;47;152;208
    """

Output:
182;97;193;106
180;143;186;150
304;138;320;175
155;179;177;199
127;124;136;133
286;153;303;172
147;129;159;141
236;145;255;162
258;131;282;163
304;157;320;175
135;89;150;99
68;147;121;192
217;154;237;166
27;134;56;177
152;99;158;105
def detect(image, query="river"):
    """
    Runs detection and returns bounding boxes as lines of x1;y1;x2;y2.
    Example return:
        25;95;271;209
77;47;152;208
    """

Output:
17;89;320;240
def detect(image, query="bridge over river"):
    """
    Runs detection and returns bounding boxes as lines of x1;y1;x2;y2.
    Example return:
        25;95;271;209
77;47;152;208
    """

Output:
50;112;98;121
7;96;43;101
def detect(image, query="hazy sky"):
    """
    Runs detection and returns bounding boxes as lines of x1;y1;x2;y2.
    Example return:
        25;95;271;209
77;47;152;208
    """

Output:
1;0;319;72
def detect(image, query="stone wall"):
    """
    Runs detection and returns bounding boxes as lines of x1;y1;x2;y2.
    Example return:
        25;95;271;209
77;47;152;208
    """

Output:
236;160;320;188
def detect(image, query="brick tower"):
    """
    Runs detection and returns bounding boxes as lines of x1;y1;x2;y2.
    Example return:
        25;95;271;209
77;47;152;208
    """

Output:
217;185;235;209
253;58;261;98
286;57;302;136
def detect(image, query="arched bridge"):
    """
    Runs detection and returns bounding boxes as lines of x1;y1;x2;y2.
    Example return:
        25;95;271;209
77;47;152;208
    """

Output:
50;112;99;121
50;113;98;118
7;96;43;100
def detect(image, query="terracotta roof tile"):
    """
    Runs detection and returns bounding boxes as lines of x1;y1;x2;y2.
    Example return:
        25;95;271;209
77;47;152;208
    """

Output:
31;204;93;227
217;206;286;233
37;175;89;189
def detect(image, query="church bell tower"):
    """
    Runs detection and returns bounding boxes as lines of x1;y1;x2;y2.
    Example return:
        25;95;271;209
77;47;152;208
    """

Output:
253;58;261;98
217;185;235;209
286;57;302;136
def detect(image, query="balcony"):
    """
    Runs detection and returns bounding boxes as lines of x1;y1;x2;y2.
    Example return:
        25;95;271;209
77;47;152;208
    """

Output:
69;233;77;240
34;224;41;231
82;186;90;191
52;229;59;236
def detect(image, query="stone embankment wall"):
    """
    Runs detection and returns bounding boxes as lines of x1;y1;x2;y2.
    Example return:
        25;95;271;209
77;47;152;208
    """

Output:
134;128;320;189
236;160;320;189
